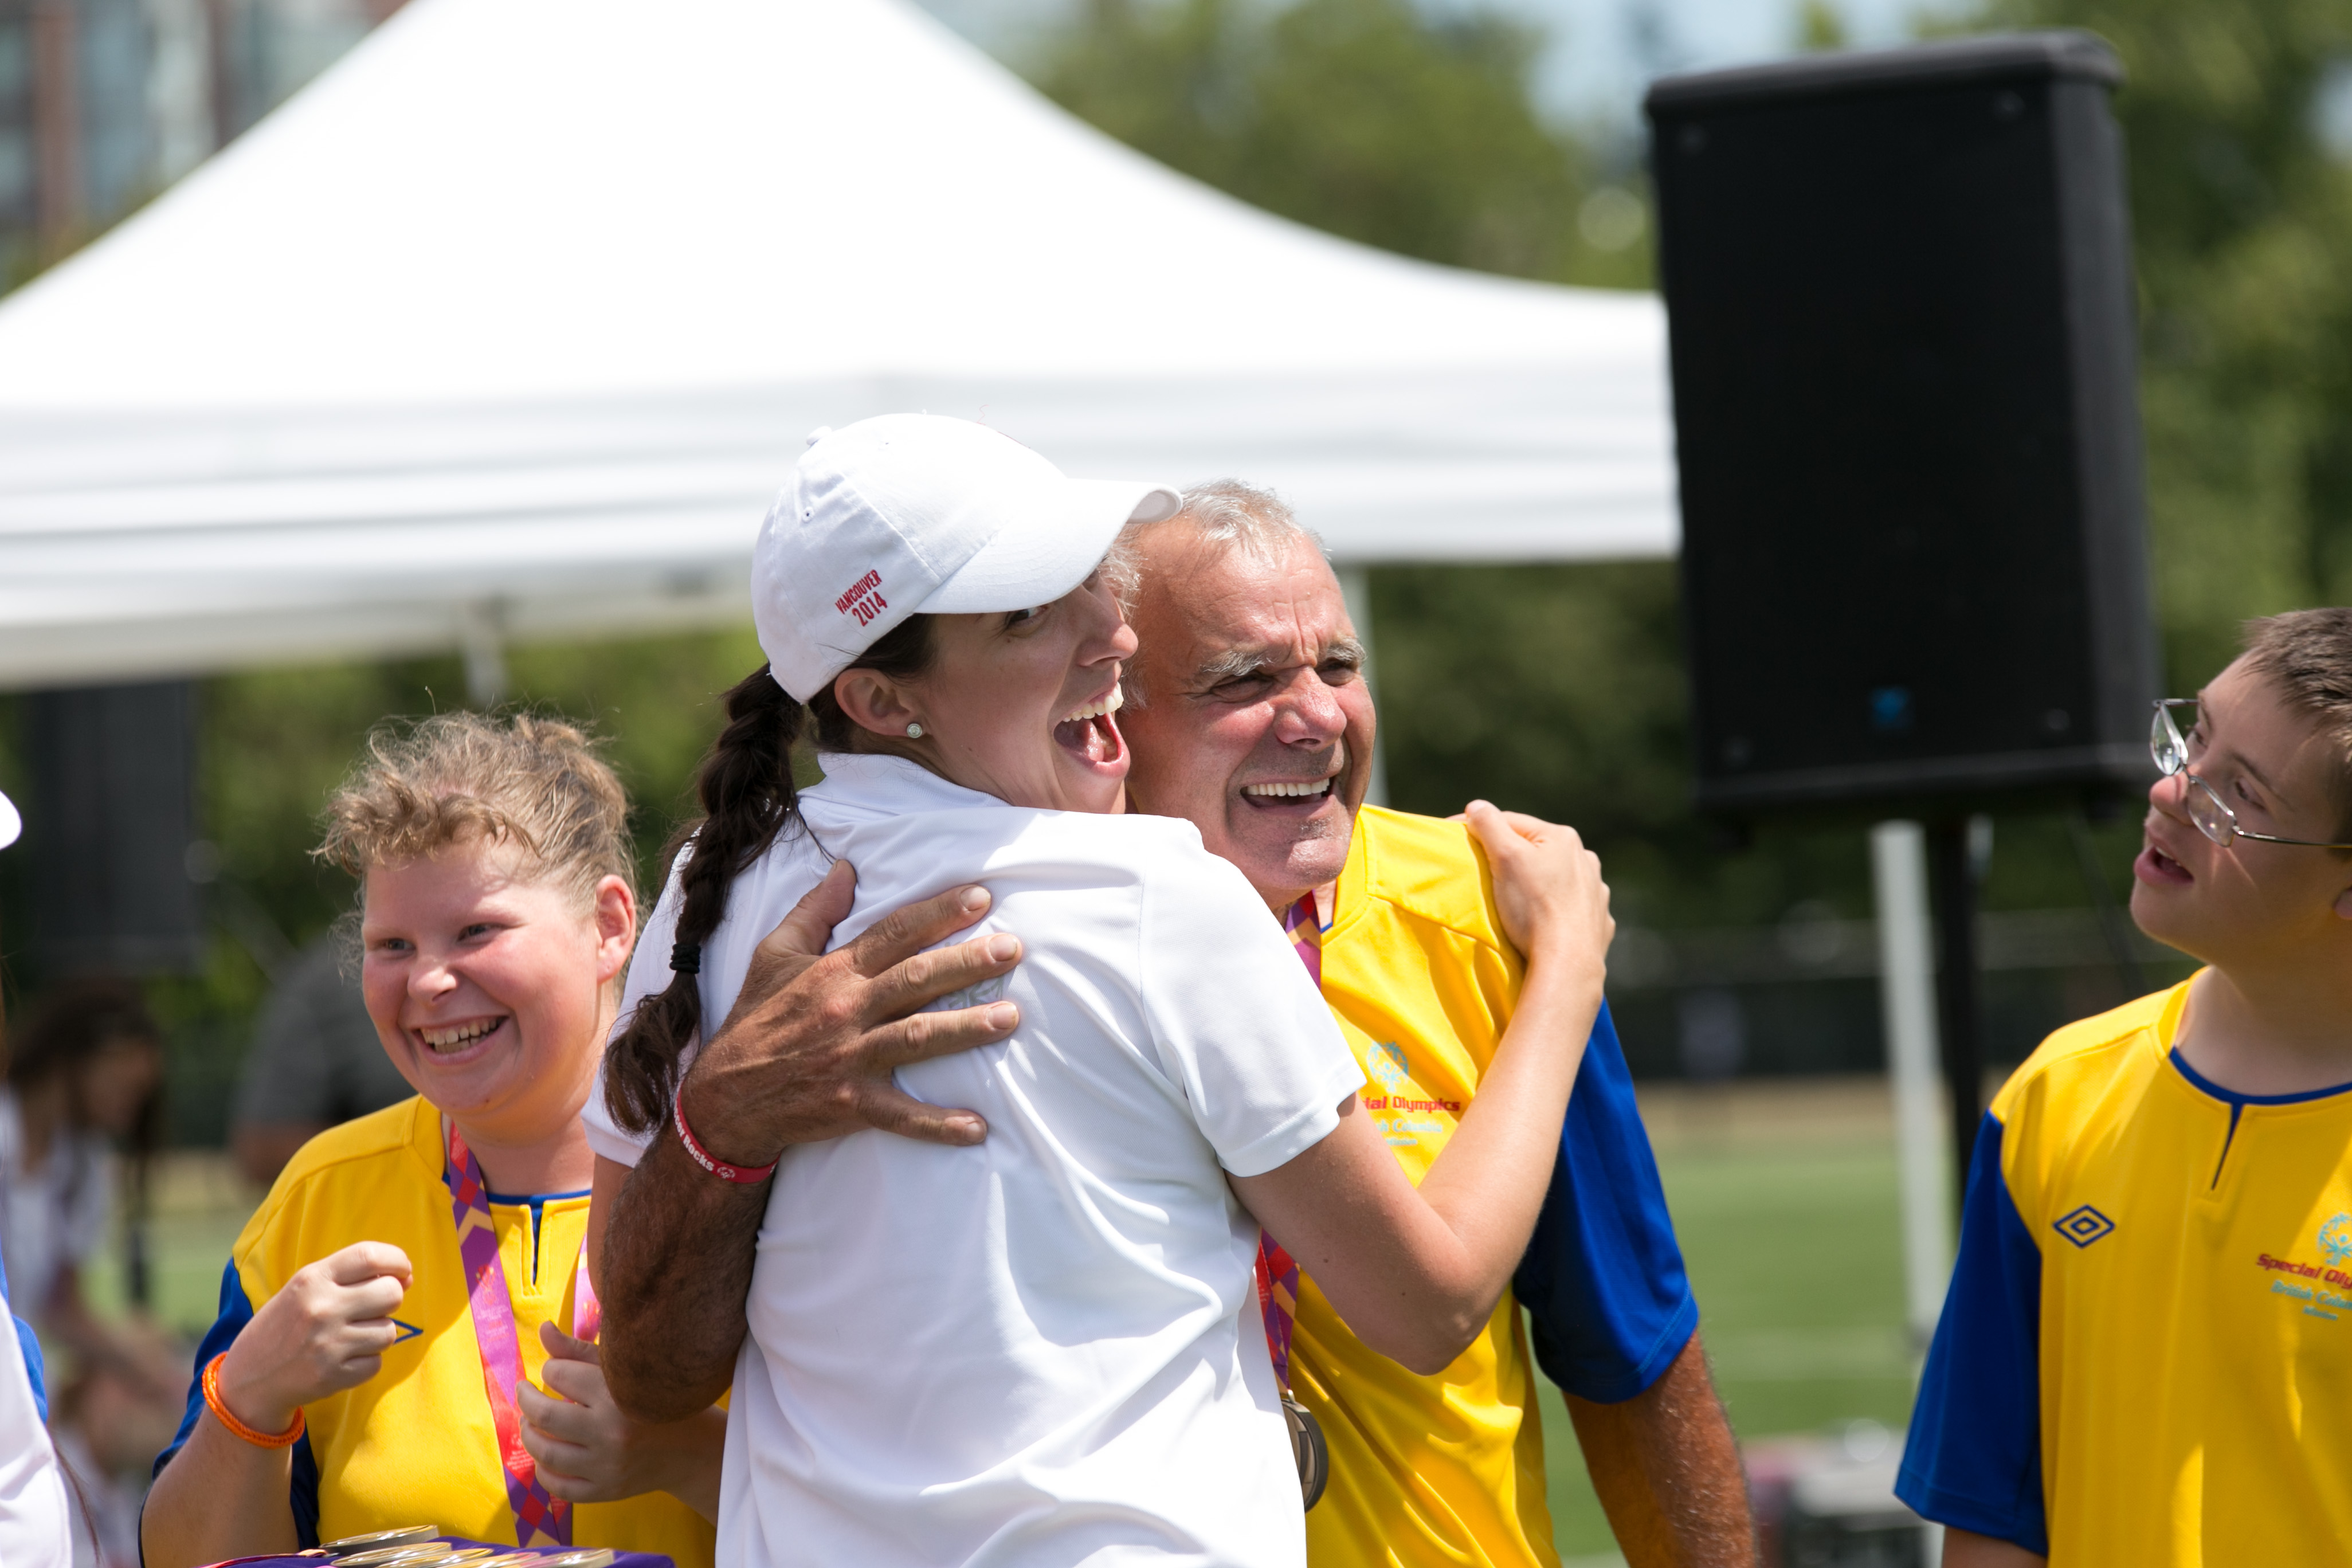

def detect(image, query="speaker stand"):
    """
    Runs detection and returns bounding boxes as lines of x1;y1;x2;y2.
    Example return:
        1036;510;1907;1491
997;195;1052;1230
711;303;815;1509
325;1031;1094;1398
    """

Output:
1870;821;1952;1357
1924;817;1988;1214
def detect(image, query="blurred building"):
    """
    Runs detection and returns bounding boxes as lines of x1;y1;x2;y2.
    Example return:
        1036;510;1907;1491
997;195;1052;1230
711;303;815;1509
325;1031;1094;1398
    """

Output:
0;0;403;280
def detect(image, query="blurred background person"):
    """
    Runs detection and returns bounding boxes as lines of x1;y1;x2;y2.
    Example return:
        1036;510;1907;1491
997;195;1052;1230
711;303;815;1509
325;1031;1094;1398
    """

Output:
0;980;182;1404
1;977;188;1553
50;1365;162;1567
230;935;413;1188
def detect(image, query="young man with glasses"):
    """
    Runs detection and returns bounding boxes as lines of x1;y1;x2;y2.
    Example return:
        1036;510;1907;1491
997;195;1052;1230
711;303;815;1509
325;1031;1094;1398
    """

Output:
1896;608;2352;1567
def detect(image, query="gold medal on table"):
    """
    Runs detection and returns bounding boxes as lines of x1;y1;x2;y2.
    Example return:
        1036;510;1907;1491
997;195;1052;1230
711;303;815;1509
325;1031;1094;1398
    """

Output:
536;1552;617;1568
322;1529;441;1556
471;1555;549;1568
425;1552;495;1566
335;1546;453;1568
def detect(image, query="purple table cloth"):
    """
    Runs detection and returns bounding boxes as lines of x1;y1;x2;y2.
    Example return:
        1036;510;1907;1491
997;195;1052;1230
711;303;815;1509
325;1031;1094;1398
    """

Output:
203;1539;674;1568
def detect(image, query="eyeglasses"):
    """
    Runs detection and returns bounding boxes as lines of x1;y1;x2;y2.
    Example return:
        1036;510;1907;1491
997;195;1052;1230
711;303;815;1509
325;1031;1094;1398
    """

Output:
2149;699;2352;850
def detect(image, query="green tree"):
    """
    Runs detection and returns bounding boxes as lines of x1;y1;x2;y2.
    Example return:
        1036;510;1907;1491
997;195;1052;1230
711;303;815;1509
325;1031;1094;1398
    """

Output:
1964;0;2352;683
1368;562;1879;932
1798;0;1852;51
1029;0;1654;286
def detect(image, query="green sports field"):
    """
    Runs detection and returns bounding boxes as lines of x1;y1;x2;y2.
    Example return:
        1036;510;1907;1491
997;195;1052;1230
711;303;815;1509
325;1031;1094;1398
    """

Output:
85;1078;1919;1564
1541;1079;1916;1561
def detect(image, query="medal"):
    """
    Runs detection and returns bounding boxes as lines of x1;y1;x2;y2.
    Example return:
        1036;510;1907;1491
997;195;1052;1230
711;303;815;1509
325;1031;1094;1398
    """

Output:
1255;1231;1330;1509
1261;891;1335;1510
335;1549;450;1568
321;1529;440;1556
1282;1393;1330;1511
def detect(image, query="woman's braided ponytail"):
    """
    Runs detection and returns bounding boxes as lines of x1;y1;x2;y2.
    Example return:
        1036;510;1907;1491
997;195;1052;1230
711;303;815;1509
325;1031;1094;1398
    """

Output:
604;614;939;1134
603;664;806;1135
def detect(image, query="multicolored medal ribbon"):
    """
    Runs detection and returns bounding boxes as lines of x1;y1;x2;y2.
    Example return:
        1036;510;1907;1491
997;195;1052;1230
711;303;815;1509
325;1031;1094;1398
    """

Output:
445;1121;598;1547
1260;887;1332;1507
1255;1232;1302;1390
1260;885;1333;1379
1280;892;1324;987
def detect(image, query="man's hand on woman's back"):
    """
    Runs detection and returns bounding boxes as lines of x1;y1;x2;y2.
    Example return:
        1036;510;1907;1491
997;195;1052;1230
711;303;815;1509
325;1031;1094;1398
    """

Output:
597;863;1028;1425
681;860;1024;1164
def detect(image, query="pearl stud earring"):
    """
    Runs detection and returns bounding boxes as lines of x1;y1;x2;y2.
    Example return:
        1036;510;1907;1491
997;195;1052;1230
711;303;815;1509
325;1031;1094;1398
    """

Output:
905;722;924;739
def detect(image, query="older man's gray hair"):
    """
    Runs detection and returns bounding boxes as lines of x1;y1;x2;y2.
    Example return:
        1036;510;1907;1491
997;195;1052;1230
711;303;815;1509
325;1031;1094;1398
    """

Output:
1151;480;1326;563
1116;480;1350;708
1107;477;1324;602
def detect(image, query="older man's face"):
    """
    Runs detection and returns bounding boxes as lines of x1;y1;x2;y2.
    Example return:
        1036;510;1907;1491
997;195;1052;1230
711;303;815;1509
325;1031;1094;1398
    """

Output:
1119;528;1376;909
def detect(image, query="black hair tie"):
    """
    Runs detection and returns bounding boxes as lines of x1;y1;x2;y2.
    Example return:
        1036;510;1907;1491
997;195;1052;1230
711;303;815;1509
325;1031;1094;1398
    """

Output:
671;941;702;976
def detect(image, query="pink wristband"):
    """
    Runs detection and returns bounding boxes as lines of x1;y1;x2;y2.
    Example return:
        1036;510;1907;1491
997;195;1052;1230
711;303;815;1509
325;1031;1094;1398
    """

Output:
673;1089;778;1184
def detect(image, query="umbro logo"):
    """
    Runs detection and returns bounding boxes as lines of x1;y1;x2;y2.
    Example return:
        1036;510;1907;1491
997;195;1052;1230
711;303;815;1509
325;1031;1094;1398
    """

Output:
2055;1205;2116;1248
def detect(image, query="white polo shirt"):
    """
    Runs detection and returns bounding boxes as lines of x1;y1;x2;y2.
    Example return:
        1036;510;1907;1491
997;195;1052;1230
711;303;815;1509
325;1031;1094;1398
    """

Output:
584;752;1363;1568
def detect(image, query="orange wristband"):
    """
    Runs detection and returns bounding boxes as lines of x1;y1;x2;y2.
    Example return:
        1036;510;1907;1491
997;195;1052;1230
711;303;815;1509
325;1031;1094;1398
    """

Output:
202;1353;306;1448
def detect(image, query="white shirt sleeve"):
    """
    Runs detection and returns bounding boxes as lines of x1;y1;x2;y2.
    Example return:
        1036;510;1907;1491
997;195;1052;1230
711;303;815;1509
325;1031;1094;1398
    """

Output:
1138;846;1366;1178
584;856;693;1170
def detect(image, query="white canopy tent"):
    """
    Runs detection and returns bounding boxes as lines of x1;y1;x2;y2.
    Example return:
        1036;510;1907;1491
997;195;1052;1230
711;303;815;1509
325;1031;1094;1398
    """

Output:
0;0;1676;691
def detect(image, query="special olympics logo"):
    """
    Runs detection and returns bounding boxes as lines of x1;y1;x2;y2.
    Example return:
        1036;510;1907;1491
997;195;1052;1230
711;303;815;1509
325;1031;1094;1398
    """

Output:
2319;1213;2352;1268
1367;1043;1410;1092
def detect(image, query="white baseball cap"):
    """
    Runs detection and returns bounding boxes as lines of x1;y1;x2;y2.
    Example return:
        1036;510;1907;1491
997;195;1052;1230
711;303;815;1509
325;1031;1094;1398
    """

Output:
751;415;1181;703
0;787;17;850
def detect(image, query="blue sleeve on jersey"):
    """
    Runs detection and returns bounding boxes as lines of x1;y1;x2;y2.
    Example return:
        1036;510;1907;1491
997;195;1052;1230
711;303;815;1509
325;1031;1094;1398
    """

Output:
1513;1001;1700;1404
14;1314;46;1424
1;1244;46;1422
1896;1112;2047;1555
153;1260;322;1547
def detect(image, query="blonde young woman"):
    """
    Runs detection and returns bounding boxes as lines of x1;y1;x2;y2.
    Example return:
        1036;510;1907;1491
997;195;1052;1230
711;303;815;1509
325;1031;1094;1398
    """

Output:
143;717;716;1566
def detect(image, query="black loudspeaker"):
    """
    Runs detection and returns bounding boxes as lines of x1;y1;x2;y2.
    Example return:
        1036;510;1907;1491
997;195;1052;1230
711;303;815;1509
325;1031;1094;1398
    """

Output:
25;681;206;975
1646;32;2159;816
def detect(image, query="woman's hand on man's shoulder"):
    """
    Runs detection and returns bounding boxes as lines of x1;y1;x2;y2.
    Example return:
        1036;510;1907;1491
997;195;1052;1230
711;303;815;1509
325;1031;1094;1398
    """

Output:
1457;801;1613;977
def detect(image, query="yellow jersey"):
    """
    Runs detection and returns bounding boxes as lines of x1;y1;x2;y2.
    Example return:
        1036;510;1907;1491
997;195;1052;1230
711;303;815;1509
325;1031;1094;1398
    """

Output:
1900;979;2352;1563
156;1097;714;1563
1296;806;1696;1568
